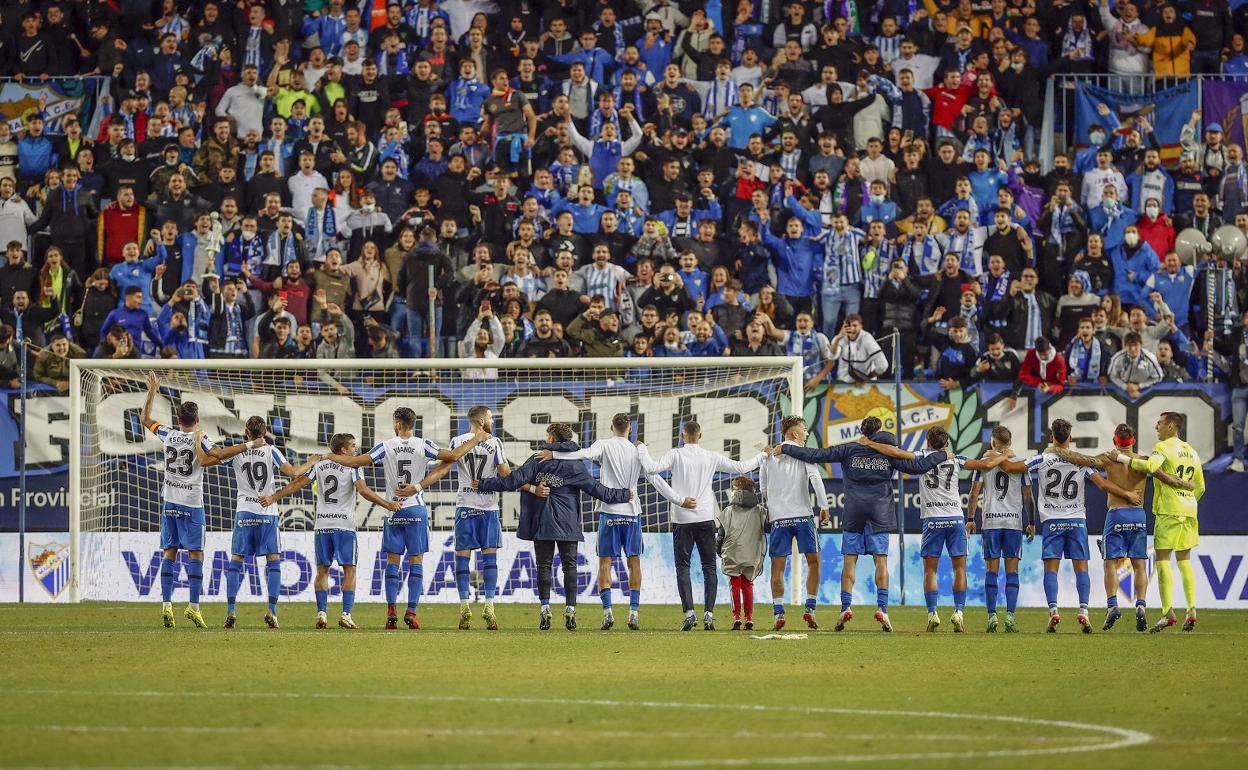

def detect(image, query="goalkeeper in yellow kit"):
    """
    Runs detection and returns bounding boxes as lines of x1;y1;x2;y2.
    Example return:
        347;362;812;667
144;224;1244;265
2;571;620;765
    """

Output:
1114;412;1205;633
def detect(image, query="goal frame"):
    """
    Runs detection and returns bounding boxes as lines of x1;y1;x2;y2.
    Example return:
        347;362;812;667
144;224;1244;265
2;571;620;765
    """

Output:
68;356;805;603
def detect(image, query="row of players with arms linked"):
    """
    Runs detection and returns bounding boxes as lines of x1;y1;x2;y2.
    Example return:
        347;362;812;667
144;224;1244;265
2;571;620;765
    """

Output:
137;373;1204;634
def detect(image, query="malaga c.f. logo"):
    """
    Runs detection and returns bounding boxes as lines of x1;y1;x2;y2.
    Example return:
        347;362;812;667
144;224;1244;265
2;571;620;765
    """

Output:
29;542;71;600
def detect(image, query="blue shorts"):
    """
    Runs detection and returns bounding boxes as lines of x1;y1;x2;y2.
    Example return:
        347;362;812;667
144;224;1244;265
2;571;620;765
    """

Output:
841;523;889;556
920;517;968;558
597;513;643;558
454;507;501;551
160;503;205;551
981;529;1024;561
1103;507;1147;560
382;506;430;557
314;530;358;566
768;517;819;557
1041;519;1090;561
230;513;280;557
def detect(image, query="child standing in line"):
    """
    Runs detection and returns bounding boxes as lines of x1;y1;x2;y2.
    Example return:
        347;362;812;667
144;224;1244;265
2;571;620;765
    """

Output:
718;476;767;631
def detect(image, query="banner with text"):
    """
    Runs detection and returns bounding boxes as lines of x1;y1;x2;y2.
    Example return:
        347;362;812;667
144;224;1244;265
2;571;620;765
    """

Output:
6;532;1248;610
3;381;1245;534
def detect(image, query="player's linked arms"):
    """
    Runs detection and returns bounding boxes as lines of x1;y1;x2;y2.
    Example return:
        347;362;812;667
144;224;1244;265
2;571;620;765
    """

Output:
855;435;915;460
1149;467;1195;491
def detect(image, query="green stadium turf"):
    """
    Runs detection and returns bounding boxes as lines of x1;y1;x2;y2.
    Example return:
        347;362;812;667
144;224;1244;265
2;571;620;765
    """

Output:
1;603;1246;769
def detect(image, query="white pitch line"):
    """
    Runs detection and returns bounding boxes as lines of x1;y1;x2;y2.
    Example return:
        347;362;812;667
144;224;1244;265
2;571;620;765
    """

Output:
1;724;1102;744
0;688;1152;767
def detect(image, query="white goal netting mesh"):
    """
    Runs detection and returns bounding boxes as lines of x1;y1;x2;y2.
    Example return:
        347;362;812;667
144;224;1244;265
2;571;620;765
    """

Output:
75;360;800;554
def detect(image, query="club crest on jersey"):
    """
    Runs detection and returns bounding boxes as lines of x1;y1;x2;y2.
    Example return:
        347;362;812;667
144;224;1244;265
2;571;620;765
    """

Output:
29;541;71;599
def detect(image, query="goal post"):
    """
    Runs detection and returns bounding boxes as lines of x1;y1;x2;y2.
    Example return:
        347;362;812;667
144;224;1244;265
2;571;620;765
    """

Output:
68;356;806;604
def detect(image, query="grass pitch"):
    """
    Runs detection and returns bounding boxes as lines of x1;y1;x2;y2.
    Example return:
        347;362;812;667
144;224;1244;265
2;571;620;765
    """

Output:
1;603;1246;769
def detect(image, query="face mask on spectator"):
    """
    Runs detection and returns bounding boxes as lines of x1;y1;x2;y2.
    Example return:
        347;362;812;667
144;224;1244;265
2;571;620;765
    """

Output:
362;202;375;213
870;194;885;205
1011;62;1024;72
1146;205;1160;218
242;230;256;241
1124;232;1139;247
1089;130;1105;145
122;152;136;162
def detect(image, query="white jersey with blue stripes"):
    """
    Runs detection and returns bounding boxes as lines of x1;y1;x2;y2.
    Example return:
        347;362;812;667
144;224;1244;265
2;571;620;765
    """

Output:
452;433;508;511
1024;452;1097;522
368;435;440;509
917;449;966;519
305;461;362;531
222;445;288;515
153;423;215;509
975;458;1030;530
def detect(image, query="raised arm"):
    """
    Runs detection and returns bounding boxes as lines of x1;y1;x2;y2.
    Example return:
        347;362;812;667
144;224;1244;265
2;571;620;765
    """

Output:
141;372;161;432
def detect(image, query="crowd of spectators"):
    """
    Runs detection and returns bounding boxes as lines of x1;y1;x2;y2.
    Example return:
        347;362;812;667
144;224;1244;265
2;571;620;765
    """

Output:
2;0;1248;432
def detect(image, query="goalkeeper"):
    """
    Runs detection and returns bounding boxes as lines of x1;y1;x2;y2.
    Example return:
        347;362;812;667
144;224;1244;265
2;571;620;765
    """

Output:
1115;412;1205;633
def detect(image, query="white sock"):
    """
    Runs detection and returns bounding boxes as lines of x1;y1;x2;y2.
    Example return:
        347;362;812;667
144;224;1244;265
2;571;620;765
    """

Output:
162;602;172;610
189;603;199;611
541;604;551;614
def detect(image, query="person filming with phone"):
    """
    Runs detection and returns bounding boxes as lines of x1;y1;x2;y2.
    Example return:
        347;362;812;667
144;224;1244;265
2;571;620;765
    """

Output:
462;298;504;379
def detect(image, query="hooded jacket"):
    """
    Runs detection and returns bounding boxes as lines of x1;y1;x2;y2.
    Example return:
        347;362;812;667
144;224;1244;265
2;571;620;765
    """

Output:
717;487;767;581
480;441;630;542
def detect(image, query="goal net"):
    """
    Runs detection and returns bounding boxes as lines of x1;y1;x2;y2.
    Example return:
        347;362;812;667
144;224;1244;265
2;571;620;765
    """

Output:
69;357;803;601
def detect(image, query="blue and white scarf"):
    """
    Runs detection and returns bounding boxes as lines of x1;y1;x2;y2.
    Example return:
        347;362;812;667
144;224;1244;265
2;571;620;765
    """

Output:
703;78;740;119
1022;291;1043;349
589;108;621;139
786;330;820;369
1068;337;1104;381
267;231;298;268
907;236;940;276
305;205;337;261
1049;204;1073;251
244;27;264;69
822;228;864;288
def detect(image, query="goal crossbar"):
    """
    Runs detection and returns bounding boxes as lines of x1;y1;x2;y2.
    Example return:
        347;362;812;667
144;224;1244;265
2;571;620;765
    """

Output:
67;357;805;603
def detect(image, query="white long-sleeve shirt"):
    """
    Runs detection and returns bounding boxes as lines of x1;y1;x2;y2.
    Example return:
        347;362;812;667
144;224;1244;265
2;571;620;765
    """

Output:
638;443;766;525
555;435;666;516
831;330;887;383
760;441;829;522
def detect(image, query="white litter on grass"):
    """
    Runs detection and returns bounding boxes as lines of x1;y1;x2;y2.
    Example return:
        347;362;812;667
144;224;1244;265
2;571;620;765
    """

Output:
748;633;808;640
